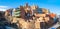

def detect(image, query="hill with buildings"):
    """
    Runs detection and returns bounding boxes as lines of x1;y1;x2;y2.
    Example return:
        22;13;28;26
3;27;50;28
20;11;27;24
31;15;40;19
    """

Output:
0;3;60;29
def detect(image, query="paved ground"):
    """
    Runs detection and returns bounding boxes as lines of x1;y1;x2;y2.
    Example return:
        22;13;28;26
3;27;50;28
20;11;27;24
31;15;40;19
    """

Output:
48;22;60;29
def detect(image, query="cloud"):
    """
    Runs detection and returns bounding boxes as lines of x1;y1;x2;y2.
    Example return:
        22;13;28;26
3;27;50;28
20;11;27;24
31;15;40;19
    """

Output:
0;8;7;11
0;6;8;11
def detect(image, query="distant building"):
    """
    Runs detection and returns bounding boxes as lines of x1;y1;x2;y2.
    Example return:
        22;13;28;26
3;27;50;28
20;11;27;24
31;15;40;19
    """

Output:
9;8;13;16
58;15;60;22
0;11;5;17
13;8;21;18
20;6;25;18
5;10;10;16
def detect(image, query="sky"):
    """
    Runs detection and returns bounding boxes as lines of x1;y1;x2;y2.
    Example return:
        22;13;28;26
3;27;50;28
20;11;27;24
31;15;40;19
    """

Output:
0;0;60;15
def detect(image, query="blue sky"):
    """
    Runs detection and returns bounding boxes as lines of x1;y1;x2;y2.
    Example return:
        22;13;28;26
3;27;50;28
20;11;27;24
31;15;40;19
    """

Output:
0;0;60;15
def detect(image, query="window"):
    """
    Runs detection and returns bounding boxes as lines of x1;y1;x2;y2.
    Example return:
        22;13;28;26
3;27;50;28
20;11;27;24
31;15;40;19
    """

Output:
36;8;42;14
